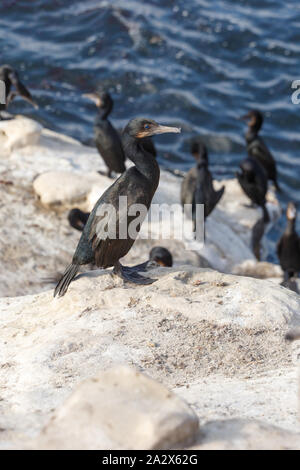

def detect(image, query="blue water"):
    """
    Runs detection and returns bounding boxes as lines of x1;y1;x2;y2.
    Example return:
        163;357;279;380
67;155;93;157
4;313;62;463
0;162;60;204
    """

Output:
1;0;300;260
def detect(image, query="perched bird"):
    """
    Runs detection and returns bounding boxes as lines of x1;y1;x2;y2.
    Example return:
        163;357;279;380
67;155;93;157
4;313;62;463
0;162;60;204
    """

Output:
54;118;181;297
149;246;173;267
84;90;125;178
0;64;37;113
68;208;90;232
237;157;270;259
241;110;280;191
236;157;268;208
134;246;173;272
181;142;208;206
181;142;224;233
277;202;300;281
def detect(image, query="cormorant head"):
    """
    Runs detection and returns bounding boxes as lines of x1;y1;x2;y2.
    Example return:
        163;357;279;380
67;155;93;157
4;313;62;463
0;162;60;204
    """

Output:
83;90;113;111
286;202;297;221
240;110;263;131
149;246;173;267
123;118;181;139
191;141;208;163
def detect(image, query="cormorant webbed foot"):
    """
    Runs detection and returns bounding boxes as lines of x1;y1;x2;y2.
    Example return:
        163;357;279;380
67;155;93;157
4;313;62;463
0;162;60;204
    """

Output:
113;262;157;285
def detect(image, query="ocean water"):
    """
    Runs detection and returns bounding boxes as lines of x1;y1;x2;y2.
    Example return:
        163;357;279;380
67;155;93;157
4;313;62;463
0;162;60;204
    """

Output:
1;0;300;261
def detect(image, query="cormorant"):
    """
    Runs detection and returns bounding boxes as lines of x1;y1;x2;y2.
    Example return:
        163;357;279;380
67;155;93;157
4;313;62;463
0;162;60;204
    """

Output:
149;246;173;267
181;142;208;206
84;90;126;178
181;142;224;232
277;202;300;281
54;118;180;297
68;208;90;232
0;64;37;113
236;157;268;208
241;110;280;191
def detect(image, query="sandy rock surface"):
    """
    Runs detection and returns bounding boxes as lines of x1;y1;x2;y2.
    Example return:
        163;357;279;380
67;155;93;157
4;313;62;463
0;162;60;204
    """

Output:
1;266;300;449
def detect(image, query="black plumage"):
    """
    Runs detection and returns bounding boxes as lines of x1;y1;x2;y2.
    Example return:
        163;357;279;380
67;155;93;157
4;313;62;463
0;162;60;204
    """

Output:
236;157;268;208
241;110;280;192
181;142;224;232
84;90;125;178
54;118;180;297
277;202;300;281
0;64;37;113
68;208;90;232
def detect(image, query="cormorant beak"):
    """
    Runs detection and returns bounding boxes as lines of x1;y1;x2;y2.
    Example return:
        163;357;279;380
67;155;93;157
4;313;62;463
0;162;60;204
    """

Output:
83;93;102;107
239;113;251;121
151;124;181;135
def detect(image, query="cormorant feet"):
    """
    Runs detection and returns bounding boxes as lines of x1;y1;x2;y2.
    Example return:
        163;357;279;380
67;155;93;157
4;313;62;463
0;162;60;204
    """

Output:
113;262;157;285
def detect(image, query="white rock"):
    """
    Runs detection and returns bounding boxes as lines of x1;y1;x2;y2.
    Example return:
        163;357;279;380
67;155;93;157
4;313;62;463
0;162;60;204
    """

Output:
33;171;110;210
33;366;198;450
0;116;42;154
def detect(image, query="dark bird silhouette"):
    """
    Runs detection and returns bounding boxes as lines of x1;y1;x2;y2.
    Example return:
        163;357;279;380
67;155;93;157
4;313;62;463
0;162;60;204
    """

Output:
236;157;268;208
149;246;173;267
241;110;281;192
181;142;208;206
277;202;300;281
54;118;181;297
0;64;37;114
68;208;90;232
237;157;269;259
84;90;125;178
181;142;224;233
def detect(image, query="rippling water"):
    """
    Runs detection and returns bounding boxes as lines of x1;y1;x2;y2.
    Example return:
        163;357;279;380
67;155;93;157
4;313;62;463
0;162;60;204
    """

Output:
1;0;300;260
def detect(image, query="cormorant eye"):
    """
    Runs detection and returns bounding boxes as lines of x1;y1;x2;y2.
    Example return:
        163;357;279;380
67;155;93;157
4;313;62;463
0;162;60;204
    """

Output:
144;124;150;129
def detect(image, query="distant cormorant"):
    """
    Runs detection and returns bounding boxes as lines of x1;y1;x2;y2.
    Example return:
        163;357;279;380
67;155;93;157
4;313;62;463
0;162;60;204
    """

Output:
277;202;300;281
181;142;224;232
0;64;37;113
54;118;180;297
84;90;125;178
68;208;90;232
241;110;280;191
236;157;268;208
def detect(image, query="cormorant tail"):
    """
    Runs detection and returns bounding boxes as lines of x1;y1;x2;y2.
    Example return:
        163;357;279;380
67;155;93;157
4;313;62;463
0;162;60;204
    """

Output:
54;264;79;298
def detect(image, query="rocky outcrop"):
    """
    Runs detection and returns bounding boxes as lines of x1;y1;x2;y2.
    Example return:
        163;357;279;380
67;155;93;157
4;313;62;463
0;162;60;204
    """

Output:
1;267;300;449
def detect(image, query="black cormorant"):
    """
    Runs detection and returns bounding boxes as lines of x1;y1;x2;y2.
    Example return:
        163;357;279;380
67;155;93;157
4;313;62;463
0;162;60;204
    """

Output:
236;157;268;208
181;142;208;206
84;90;126;178
68;208;90;232
241;110;280;191
277;202;300;281
54;118;180;297
181;142;224;232
0;64;37;113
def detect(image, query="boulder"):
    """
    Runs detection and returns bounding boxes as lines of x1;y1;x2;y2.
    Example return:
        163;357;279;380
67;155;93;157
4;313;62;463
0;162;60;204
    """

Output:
33;366;198;450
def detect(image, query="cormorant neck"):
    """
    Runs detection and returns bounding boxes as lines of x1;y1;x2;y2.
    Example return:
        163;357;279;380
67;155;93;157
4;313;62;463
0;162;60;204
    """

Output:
98;102;113;120
123;134;160;183
286;218;296;235
246;127;258;143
